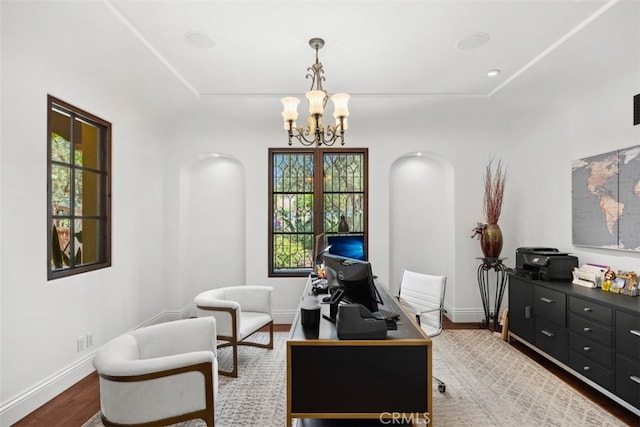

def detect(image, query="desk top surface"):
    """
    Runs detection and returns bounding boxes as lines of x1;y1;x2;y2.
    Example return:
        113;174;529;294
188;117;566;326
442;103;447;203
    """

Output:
289;277;430;343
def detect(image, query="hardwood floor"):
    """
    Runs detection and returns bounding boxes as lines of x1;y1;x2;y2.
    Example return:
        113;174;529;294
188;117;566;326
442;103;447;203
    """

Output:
12;371;101;427
13;322;639;426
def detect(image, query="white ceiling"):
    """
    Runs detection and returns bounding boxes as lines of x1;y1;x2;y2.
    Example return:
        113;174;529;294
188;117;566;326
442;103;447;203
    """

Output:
104;0;626;99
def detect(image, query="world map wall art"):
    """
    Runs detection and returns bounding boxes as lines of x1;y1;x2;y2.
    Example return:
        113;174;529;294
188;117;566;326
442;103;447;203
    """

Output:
572;144;640;251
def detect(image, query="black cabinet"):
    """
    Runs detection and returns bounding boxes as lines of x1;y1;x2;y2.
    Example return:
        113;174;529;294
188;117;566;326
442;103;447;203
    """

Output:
615;310;640;409
508;276;534;343
508;274;640;416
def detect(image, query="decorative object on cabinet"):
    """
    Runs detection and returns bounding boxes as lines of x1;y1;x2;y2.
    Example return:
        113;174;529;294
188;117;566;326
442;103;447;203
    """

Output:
618;271;638;296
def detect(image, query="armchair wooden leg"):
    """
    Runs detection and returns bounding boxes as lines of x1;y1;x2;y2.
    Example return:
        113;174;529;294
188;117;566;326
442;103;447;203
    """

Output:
241;321;274;351
217;340;239;378
216;321;274;378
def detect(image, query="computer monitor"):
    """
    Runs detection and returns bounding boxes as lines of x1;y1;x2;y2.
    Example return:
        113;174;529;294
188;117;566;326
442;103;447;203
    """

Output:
327;235;366;261
323;253;381;313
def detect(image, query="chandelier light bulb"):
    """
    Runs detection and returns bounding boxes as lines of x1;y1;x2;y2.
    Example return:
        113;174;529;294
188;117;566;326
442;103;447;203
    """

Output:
306;90;326;115
281;97;300;129
331;93;350;118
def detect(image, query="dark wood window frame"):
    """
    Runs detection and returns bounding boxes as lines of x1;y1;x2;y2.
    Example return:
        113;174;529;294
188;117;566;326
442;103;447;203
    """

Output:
268;147;368;277
47;95;112;280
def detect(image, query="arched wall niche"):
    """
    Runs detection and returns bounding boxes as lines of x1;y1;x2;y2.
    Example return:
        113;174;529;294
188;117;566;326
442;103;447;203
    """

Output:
389;152;455;298
179;153;246;301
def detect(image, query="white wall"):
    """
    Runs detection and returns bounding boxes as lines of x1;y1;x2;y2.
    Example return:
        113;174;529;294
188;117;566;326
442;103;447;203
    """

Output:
0;2;192;423
389;153;455;301
501;1;640;273
162;95;513;324
1;0;638;425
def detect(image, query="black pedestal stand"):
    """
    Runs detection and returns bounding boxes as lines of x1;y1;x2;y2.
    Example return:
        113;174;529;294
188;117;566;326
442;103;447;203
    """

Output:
476;257;508;332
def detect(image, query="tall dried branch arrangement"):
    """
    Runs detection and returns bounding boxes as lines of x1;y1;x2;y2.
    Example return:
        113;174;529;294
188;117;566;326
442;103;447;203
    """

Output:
484;158;507;224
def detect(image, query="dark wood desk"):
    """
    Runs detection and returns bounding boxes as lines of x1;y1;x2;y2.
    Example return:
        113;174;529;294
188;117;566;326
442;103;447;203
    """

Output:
287;278;432;426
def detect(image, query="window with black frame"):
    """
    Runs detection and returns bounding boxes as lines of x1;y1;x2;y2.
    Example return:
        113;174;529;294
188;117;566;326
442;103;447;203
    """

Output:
48;96;111;280
268;147;367;277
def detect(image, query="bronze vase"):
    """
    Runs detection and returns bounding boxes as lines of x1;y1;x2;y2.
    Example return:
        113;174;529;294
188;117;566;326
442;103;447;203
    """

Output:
480;223;503;258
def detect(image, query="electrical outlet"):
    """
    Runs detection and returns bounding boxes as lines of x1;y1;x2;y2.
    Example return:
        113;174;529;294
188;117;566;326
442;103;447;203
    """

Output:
86;332;95;348
77;335;86;352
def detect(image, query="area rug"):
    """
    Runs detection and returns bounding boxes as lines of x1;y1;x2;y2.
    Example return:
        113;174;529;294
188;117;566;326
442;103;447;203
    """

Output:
83;330;629;427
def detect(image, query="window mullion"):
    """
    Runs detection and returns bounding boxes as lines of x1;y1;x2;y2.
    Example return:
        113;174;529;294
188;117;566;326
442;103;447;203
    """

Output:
314;151;324;238
68;115;76;268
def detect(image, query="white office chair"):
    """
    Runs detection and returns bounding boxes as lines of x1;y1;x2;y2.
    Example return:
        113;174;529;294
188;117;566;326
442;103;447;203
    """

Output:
397;269;448;393
194;285;273;378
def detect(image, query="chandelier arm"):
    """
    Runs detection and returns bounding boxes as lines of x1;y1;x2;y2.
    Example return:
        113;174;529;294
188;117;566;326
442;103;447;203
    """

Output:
289;126;322;146
306;63;326;92
318;124;342;147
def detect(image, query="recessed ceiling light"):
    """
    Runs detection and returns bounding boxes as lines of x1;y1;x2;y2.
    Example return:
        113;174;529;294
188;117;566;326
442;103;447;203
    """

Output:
487;69;501;77
184;31;216;49
455;32;490;51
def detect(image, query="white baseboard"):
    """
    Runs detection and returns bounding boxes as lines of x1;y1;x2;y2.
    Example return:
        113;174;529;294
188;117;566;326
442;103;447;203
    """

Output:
0;352;96;426
272;309;296;325
445;304;506;324
0;308;188;425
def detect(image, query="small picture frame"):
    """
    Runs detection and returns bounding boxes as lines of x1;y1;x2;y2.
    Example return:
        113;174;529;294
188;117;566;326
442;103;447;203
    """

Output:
617;272;638;297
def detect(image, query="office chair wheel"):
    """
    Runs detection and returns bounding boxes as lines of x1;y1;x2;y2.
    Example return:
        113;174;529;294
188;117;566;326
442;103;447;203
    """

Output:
438;384;446;393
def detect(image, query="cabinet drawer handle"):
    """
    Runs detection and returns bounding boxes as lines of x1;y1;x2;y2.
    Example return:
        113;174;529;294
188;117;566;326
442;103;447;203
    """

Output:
583;307;592;312
583;327;592;332
631;329;640;337
540;297;554;304
631;376;640;385
583;346;591;351
541;330;554;337
583;366;591;371
525;306;531;319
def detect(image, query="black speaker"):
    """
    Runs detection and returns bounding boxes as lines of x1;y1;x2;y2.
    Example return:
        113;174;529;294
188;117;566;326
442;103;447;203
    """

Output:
634;94;639;126
300;296;320;330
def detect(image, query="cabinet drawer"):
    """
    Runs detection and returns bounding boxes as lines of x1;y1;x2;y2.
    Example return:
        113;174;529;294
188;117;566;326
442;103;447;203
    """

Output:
615;353;640;411
569;332;612;368
569;314;612;347
534;287;566;326
569;350;612;390
616;311;640;359
508;276;534;344
535;317;568;363
568;296;612;325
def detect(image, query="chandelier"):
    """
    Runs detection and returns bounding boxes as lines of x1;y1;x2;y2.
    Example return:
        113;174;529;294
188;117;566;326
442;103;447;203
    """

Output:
281;38;350;147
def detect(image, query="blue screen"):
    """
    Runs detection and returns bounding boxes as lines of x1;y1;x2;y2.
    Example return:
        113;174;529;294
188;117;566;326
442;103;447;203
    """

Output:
327;235;366;260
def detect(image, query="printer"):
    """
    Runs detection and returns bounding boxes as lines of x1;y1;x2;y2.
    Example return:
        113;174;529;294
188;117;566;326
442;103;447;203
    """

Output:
336;304;388;340
515;247;578;281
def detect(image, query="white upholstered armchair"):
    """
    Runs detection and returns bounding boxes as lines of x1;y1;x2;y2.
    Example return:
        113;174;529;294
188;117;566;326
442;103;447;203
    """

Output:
92;317;218;427
195;285;274;378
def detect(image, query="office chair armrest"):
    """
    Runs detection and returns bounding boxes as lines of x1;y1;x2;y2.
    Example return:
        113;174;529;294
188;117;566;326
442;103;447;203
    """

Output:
416;307;446;316
415;307;447;326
